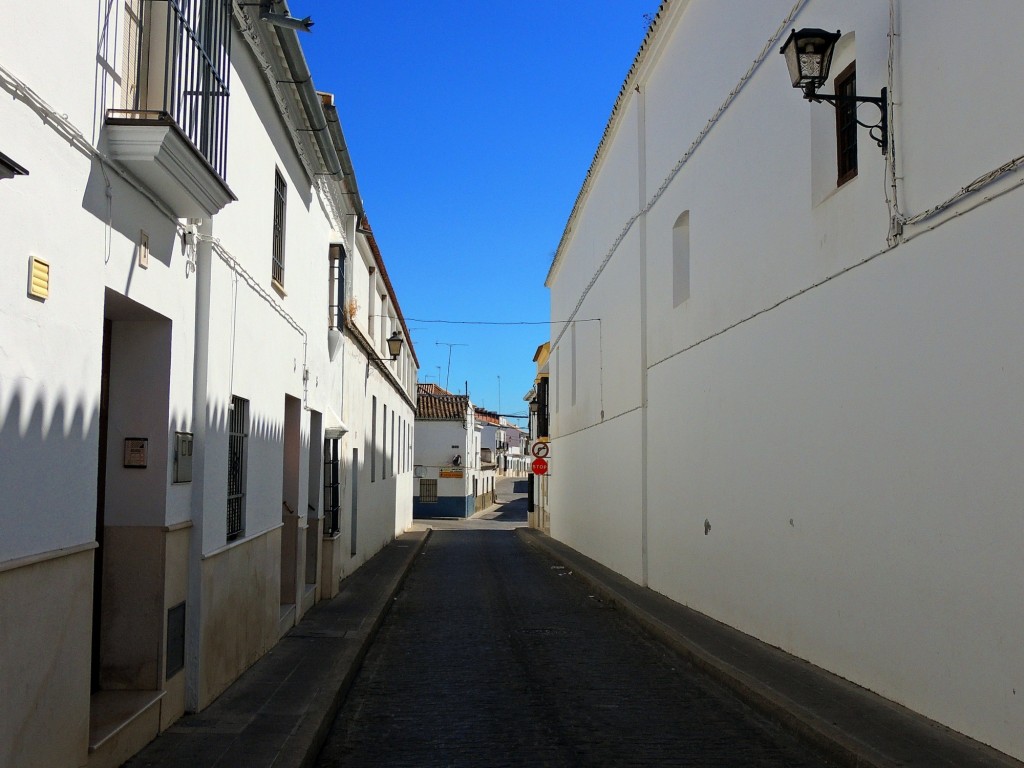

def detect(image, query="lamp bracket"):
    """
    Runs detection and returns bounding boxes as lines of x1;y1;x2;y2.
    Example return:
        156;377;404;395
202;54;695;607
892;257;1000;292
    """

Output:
804;87;888;153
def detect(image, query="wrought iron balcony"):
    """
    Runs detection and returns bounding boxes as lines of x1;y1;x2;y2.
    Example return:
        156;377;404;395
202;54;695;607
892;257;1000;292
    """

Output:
104;0;235;217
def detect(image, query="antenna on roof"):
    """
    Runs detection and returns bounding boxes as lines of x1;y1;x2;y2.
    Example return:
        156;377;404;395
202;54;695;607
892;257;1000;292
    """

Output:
434;341;467;391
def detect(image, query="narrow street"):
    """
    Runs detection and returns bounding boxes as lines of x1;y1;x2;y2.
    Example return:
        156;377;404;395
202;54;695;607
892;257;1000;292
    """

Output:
315;478;829;767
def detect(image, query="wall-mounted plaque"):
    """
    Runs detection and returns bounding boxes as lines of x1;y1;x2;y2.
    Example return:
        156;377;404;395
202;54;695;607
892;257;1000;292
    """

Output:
124;438;148;468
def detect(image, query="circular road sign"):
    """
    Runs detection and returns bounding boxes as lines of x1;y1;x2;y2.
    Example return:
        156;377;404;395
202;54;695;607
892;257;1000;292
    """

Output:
531;442;550;459
532;457;549;475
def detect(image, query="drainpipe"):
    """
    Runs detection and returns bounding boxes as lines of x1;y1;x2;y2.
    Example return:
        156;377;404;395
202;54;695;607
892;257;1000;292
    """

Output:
267;1;342;177
186;218;213;712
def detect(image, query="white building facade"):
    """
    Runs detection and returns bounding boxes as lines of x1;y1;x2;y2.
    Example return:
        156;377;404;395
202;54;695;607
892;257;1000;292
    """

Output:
546;0;1024;760
0;2;416;766
414;385;492;518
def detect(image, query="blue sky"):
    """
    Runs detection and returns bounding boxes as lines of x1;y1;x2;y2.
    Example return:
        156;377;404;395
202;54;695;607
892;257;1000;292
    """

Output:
289;1;656;421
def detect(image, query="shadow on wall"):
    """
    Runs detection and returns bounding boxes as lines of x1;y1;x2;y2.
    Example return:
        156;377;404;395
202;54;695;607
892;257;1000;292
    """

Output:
83;157;179;272
0;381;100;556
0;376;302;554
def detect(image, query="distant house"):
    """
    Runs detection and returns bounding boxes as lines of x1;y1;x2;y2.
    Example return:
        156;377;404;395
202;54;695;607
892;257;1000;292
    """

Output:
413;385;493;517
504;423;528;475
477;406;528;476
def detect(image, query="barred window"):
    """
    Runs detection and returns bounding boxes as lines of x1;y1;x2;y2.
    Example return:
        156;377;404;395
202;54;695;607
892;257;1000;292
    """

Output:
328;244;345;328
323;438;340;535
419;479;438;503
272;169;287;285
227;395;249;540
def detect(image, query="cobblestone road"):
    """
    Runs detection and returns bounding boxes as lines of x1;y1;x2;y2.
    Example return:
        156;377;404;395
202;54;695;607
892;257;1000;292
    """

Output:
316;487;830;767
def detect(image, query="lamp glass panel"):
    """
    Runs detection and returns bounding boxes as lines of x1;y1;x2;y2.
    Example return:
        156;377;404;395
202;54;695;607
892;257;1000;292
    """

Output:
387;334;403;358
782;28;840;90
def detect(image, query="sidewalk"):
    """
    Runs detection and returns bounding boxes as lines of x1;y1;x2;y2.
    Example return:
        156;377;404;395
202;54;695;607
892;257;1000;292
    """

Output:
517;528;1023;768
124;529;429;768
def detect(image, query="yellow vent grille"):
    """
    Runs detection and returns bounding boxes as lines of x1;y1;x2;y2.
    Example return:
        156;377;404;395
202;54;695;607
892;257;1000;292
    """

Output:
29;256;49;300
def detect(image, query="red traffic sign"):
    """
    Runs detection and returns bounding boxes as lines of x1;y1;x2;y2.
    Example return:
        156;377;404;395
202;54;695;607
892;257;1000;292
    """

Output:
531;442;550;459
532;457;549;475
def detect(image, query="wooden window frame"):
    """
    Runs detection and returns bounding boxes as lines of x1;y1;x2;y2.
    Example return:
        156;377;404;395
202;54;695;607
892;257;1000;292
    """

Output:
834;62;858;187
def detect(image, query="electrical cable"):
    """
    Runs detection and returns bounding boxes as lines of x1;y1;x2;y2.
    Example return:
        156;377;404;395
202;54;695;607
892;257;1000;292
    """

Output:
548;0;809;355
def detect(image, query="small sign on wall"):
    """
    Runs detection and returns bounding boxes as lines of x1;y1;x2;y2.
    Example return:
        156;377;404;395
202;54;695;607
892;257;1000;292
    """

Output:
124;438;148;468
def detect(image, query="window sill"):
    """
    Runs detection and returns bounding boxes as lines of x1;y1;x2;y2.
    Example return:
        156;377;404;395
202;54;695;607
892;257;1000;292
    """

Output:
271;278;287;298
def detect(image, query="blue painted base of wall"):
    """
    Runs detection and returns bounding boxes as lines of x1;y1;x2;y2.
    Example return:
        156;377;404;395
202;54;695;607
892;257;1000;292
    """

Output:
413;495;473;519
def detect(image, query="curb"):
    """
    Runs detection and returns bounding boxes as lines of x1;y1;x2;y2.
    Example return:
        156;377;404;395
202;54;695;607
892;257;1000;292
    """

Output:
516;527;891;768
282;528;431;768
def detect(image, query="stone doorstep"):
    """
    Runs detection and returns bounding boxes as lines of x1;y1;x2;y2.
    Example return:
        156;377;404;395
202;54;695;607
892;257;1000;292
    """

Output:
89;690;165;752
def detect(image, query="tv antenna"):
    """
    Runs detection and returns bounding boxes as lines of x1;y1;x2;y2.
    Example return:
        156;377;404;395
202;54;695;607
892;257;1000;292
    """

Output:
435;342;468;391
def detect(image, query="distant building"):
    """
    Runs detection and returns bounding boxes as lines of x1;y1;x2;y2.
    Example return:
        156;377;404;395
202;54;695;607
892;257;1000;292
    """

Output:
413;384;493;517
525;342;551;532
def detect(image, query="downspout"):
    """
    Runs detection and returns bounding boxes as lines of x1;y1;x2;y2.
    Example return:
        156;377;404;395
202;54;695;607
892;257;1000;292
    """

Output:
186;218;213;712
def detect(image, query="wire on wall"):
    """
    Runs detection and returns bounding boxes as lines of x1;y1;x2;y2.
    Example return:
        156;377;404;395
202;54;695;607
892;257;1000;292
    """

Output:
0;62;184;234
549;0;809;355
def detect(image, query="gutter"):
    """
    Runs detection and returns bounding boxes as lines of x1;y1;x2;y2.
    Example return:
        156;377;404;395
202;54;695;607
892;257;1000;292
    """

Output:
267;0;342;177
320;94;364;216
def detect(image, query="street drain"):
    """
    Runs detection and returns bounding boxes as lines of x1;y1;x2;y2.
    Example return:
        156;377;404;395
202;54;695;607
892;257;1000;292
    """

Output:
517;627;569;636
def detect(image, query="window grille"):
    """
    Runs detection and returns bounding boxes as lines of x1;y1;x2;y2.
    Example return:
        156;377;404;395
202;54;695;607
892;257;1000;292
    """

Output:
371;397;377;482
323;438;340;534
227;395;248;540
328;244;345;328
272;169;287;285
835;63;858;185
420;479;438;503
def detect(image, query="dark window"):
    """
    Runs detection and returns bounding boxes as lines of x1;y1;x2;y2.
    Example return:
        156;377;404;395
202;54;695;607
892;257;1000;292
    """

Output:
536;378;550;438
227;395;248;540
382;404;388;480
323;438;340;534
420;479;438;503
166;601;186;678
371;396;377;482
328;244;345;328
835;62;858;186
272;169;287;285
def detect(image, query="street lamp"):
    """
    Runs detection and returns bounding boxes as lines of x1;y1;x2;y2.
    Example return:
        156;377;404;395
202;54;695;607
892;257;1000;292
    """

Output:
528;399;539;415
780;28;888;153
385;331;404;360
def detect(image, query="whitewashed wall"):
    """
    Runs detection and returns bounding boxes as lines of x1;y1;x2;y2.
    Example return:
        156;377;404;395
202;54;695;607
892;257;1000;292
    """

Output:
548;0;1024;758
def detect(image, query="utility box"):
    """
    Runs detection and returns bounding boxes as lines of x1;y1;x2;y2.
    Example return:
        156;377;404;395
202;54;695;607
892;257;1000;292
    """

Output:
174;432;194;483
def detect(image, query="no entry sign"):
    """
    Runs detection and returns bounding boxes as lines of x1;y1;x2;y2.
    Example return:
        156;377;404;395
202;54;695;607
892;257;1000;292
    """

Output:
532;457;548;475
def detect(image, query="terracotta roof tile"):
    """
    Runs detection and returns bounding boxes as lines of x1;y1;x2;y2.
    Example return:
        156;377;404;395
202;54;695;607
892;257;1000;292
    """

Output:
417;385;470;420
474;407;501;426
417;383;451;396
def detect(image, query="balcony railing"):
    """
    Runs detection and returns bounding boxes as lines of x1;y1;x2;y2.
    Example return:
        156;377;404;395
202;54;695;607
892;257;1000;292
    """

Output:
163;0;232;179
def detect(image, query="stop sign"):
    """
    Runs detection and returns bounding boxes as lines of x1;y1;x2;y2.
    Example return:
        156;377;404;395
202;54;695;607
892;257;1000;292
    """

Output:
532;457;548;475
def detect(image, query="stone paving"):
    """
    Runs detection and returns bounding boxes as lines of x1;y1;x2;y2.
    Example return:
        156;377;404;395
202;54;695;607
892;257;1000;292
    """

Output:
315;519;831;767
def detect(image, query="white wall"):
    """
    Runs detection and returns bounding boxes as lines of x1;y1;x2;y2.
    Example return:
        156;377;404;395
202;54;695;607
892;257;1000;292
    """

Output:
548;0;1024;758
